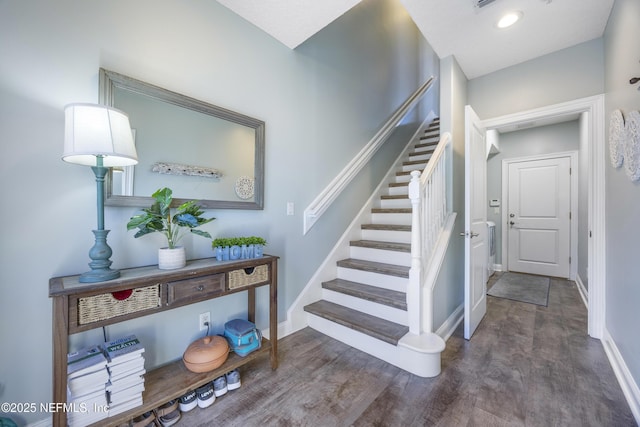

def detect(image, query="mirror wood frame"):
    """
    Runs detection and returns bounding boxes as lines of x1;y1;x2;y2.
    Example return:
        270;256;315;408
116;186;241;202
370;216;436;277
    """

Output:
99;68;265;209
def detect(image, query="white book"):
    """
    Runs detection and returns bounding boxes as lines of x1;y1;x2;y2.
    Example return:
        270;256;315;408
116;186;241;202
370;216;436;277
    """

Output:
67;386;107;402
109;383;145;404
106;375;144;393
67;344;108;379
107;355;145;375
110;366;146;383
103;335;145;365
108;395;143;417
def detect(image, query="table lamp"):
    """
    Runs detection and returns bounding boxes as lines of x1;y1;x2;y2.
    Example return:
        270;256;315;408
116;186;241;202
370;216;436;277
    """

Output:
63;103;138;283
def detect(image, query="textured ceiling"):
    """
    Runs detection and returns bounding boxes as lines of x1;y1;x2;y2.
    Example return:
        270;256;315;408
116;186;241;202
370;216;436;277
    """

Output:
216;0;614;79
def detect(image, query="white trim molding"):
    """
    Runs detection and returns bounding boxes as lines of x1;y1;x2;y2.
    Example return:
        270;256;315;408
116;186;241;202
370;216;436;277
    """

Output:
602;328;640;424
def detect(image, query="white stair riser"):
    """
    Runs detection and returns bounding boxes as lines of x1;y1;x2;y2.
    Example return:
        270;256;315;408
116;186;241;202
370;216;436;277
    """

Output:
306;315;442;377
402;163;426;172
337;267;407;292
394;175;411;184
349;246;411;266
321;288;408;326
388;185;408;196
361;229;411;243
412;146;436;154
380;198;411;209
408;155;432;164
371;213;411;225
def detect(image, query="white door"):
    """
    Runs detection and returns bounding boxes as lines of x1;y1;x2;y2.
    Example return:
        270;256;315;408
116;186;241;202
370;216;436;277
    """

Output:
464;106;487;340
507;156;571;278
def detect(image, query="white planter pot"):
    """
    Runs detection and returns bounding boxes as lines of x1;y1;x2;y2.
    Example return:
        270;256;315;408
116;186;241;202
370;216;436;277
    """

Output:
158;246;186;270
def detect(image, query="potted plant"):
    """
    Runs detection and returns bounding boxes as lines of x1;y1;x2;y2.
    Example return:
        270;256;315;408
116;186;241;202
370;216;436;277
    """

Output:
212;236;267;261
127;187;215;269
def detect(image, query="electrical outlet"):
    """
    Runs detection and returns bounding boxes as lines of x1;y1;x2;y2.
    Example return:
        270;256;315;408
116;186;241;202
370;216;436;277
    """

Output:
199;312;210;331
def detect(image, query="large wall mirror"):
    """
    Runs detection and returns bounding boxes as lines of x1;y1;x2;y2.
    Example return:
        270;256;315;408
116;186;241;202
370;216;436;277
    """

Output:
99;68;265;209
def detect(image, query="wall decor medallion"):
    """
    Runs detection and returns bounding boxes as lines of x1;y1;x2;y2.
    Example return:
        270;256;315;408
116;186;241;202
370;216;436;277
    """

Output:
624;110;640;182
235;176;254;200
609;109;625;168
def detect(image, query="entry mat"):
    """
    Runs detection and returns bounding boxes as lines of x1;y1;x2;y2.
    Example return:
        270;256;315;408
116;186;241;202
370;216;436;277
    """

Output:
487;272;550;306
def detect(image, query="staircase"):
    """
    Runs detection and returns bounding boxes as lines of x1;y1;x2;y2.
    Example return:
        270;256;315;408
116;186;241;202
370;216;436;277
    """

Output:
304;118;447;378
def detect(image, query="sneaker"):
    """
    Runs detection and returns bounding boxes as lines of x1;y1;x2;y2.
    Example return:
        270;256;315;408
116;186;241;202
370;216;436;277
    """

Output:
179;389;197;412
212;375;228;397
225;369;241;391
155;400;181;427
196;382;215;408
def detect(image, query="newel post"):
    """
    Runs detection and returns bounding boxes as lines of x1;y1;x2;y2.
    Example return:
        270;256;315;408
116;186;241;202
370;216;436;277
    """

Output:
407;170;422;335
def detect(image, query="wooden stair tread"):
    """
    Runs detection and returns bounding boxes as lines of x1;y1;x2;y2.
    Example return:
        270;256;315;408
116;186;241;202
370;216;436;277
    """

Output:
361;224;411;231
337;258;409;278
371;208;411;214
304;300;409;345
322;278;407;310
349;239;410;252
415;141;439;149
381;194;408;200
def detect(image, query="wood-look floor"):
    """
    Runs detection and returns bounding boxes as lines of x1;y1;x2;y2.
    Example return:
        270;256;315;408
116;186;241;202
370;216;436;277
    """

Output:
179;274;637;426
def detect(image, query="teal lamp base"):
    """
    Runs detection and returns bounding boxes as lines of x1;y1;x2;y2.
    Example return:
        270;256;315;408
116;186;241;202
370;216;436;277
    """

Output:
79;229;120;283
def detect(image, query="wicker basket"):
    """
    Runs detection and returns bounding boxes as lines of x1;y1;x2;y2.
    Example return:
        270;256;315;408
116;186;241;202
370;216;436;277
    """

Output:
228;265;269;289
78;284;161;325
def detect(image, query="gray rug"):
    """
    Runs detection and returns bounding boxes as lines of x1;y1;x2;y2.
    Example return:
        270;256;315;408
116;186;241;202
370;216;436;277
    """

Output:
487;272;550;306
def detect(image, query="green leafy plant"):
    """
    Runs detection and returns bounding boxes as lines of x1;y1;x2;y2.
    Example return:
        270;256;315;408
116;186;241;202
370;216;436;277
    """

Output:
127;187;215;249
211;236;267;248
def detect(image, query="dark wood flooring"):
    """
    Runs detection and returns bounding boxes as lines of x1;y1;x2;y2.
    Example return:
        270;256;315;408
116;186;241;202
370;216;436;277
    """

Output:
179;273;636;426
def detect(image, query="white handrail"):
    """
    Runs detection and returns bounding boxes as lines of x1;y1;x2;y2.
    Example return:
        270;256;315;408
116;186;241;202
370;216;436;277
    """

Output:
407;132;452;335
303;77;436;234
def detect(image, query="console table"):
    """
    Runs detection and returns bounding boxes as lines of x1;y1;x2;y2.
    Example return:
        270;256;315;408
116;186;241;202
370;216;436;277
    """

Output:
49;255;278;427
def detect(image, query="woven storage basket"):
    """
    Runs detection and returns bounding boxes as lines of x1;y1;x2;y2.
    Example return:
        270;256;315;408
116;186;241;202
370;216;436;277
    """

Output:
78;284;161;325
228;265;269;289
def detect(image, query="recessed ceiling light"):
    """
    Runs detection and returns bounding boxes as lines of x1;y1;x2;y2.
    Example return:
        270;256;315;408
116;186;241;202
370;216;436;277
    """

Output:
496;11;523;29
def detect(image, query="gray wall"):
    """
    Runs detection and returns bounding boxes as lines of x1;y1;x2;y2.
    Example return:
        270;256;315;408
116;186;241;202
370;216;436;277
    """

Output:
603;0;640;394
486;121;581;266
433;55;467;330
468;38;605;120
0;0;438;423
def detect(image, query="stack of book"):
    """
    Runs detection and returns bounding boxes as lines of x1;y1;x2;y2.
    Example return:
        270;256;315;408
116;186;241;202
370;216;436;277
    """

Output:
66;344;109;427
103;334;146;417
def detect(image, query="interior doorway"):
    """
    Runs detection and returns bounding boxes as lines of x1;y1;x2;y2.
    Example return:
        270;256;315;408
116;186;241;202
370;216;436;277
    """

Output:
478;95;605;339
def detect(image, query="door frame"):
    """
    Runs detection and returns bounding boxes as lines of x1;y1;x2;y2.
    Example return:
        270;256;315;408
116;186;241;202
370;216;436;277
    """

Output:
501;151;578;280
480;94;605;339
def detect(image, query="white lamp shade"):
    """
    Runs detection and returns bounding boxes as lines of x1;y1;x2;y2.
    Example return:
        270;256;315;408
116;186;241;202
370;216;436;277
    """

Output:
63;103;138;167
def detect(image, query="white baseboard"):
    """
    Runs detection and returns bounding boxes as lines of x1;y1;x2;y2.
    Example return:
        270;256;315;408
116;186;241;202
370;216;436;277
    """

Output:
601;328;640;425
575;273;588;309
436;303;464;341
493;263;503;272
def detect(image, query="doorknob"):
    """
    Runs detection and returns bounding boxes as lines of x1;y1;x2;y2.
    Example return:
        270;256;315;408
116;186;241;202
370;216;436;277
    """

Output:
460;231;479;238
509;213;515;218
510;221;515;226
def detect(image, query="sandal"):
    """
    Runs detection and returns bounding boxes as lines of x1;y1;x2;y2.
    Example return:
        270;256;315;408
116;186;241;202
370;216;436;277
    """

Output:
154;400;181;427
131;411;158;427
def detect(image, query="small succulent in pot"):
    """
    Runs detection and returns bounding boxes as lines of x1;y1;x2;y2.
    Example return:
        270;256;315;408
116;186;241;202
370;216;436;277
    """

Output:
127;187;215;249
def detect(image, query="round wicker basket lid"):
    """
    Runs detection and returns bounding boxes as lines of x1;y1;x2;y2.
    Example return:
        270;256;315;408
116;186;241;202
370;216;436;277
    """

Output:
183;335;229;373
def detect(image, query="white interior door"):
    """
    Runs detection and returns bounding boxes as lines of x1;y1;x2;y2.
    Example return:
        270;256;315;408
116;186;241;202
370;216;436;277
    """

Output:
507;156;571;278
464;106;487;340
